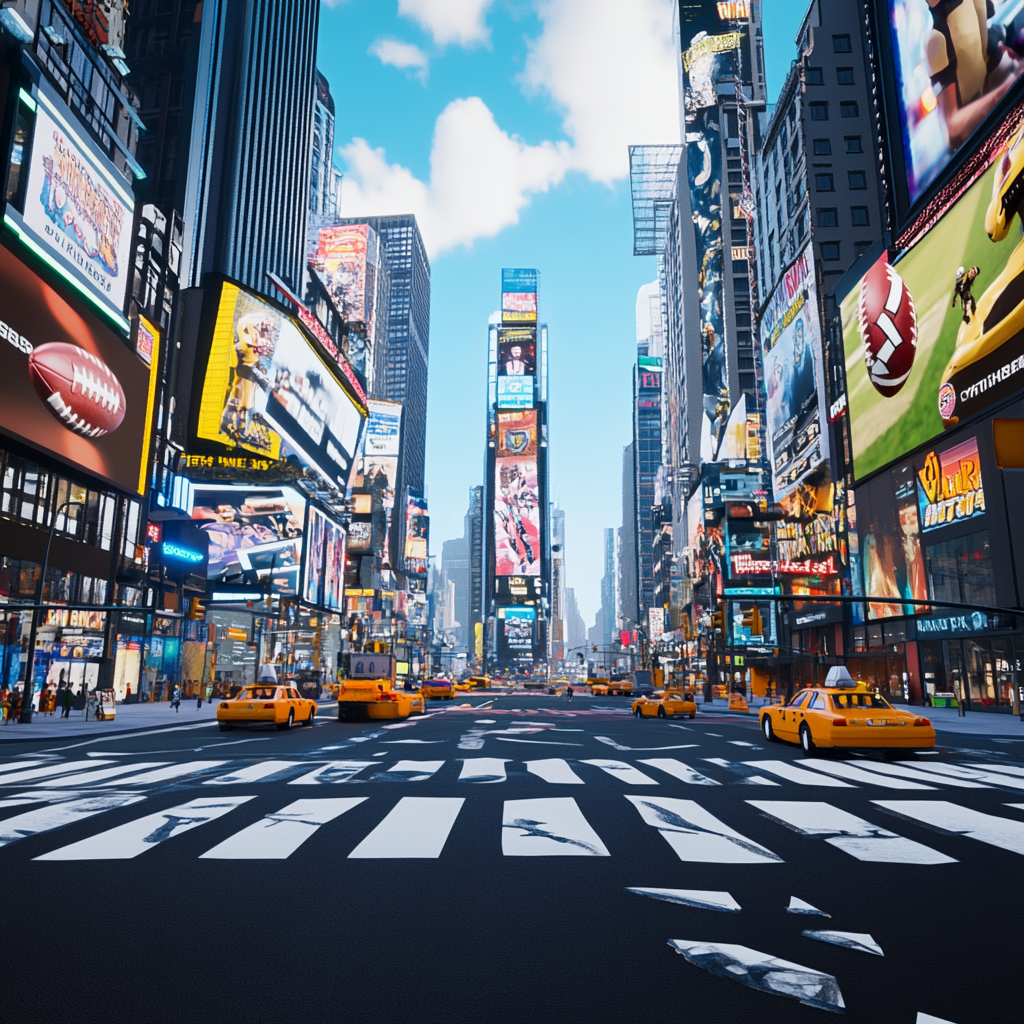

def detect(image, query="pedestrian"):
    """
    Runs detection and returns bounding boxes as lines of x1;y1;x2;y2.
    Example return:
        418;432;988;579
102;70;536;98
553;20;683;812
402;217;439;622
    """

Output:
566;683;574;701
8;689;22;724
197;683;204;710
206;682;213;705
61;683;75;718
171;685;181;712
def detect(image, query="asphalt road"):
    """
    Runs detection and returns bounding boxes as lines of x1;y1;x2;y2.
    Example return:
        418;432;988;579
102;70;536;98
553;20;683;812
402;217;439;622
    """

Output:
1;695;1022;1024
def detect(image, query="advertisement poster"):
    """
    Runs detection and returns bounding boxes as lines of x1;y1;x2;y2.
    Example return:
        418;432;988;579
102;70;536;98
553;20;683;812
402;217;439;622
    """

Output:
496;409;538;458
501;268;538;323
404;493;429;573
497;329;537;376
894;465;928;605
495;457;541;576
361;398;402;458
0;243;157;496
884;0;1024;207
323;517;346;610
197;283;365;491
840;151;1024;479
302;505;328;606
17;91;135;327
500;606;535;654
309;223;379;337
759;248;829;499
496;376;534;408
916;436;986;531
347;521;372;553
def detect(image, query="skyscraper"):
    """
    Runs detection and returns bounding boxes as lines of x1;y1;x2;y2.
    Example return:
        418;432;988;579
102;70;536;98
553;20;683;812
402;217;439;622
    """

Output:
619;443;639;628
600;527;617;649
550;506;566;661
310;70;340;220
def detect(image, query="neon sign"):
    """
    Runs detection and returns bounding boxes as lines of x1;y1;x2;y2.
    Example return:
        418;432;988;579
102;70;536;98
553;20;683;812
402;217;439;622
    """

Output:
163;542;205;564
730;553;837;576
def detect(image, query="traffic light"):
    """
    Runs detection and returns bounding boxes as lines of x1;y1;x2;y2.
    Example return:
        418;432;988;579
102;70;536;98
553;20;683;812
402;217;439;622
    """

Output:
711;610;726;635
741;606;763;636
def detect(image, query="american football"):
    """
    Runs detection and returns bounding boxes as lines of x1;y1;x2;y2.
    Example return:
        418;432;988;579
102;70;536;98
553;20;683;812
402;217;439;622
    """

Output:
857;256;917;397
28;342;127;437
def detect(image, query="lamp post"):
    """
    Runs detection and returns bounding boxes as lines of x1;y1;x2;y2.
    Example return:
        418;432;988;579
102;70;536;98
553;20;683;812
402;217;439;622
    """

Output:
20;500;86;723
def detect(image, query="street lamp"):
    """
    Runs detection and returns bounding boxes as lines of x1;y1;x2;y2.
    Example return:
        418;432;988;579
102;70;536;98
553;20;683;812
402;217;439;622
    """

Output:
20;500;86;723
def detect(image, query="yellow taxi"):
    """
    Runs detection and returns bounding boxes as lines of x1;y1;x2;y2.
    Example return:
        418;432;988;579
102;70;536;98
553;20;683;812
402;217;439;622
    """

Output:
758;668;935;754
466;675;491;689
218;685;317;731
632;690;697;719
337;678;425;720
421;678;456;700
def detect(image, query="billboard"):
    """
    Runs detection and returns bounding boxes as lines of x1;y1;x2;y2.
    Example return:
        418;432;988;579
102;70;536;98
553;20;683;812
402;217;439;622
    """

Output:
839;147;1024;479
0;242;158;496
758;248;829;499
497;328;537;376
404;493;429;573
323;516;346;610
196;282;365;491
916;435;986;531
501;268;538;323
880;0;1024;212
301;504;347;610
6;85;135;330
496;409;538;458
495;455;541;576
499;606;535;655
309;223;379;334
496;376;534;408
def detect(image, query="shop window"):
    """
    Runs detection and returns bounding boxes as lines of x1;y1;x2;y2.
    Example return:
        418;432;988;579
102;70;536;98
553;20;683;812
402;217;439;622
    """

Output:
925;531;995;609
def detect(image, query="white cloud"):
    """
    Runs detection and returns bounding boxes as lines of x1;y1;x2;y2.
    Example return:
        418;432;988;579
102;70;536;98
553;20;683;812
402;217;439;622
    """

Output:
397;0;495;47
369;37;430;82
339;96;569;257
522;0;680;183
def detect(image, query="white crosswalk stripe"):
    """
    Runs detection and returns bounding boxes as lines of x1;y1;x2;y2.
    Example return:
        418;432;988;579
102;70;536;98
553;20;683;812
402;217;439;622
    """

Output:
101;762;228;787
200;798;366;859
742;761;854;787
458;758;510;783
0;760;117;786
638;759;720;785
0;761;48;775
579;759;659;785
35;796;255;860
34;763;168;788
502;797;609;856
524;759;584;784
370;760;445;782
873;801;1024;856
703;758;780;786
204;762;307;785
0;794;145;847
795;759;934;789
288;761;376;785
913;764;1024;791
852;762;990;789
748;801;956;864
348;797;464;858
965;763;1024;777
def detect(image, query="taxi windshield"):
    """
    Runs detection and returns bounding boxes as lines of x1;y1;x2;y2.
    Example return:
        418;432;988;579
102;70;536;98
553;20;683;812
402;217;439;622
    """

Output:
241;687;278;700
830;691;892;710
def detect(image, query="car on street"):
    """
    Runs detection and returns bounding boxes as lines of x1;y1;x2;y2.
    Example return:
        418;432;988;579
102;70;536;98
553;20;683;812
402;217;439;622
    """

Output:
632;690;697;719
337;678;425;720
421;678;456;700
217;685;316;731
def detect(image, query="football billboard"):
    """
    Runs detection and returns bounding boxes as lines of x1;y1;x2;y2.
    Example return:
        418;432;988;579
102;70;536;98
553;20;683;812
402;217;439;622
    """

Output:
501;268;538;323
840;147;1024;479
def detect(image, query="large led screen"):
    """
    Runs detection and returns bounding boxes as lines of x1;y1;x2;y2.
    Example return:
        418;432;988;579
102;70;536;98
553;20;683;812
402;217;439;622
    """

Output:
499;606;535;656
840;146;1024;479
404;493;428;573
309;223;379;334
301;503;347;610
501;268;538;323
882;0;1024;208
323;516;346;610
758;247;829;499
0;242;158;495
497;328;536;376
196;282;364;491
495;412;541;577
496;376;534;408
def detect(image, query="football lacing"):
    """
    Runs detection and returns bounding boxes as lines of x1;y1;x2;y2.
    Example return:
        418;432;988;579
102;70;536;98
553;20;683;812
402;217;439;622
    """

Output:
71;360;121;414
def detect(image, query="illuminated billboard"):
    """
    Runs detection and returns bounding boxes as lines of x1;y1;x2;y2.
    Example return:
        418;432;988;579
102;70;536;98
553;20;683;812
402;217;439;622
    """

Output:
323;515;346;610
499;606;535;656
0;242;158;496
840;145;1024;479
309;223;379;333
196;282;365;491
5;84;135;331
497;328;536;376
301;504;347;610
916;435;986;531
501;268;538;323
495;455;541;576
496;409;538;458
404;493;428;573
496;376;534;408
759;247;829;499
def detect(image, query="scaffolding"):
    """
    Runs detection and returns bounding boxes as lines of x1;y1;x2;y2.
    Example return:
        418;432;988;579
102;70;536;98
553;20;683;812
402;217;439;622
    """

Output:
629;145;684;257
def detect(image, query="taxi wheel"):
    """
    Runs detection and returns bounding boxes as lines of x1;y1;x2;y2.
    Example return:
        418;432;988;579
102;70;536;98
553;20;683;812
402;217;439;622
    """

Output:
799;723;815;754
657;706;666;718
762;716;777;743
277;710;294;731
305;709;315;726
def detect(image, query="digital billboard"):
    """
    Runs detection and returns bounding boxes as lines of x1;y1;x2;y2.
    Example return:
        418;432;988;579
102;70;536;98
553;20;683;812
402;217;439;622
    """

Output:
879;0;1024;212
0;242;158;496
758;247;829;499
309;223;379;334
323;515;346;610
916;435;986;531
496;409;538;458
499;606;535;656
196;282;365;491
496;376;534;408
840;145;1024;479
497;328;536;376
354;398;402;567
501;268;538;323
404;493;428;573
495;455;541;576
5;85;135;330
302;504;328;606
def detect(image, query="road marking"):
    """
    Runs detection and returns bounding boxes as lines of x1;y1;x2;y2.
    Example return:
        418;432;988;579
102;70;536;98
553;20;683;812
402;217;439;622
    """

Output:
502;797;609;856
35;796;254;860
0;794;145;847
703;758;780;786
0;760;48;775
100;761;228;787
796;759;934;789
802;930;883;956
748;801;956;864
579;759;659;784
626;796;782;863
727;741;759;748
200;798;367;859
42;721;218;750
852;761;990;788
742;760;855;787
205;761;306;785
787;896;829;916
348;797;464;858
458;758;510;783
637;758;720;785
523;759;584;785
288;761;376;785
627;887;740;911
493;737;583;746
594;736;698;751
916;1014;958;1024
917;764;1024;791
384;739;445;744
34;762;168;788
874;800;1024;856
965;763;1024;777
370;760;445;782
1008;803;1024;812
0;760;116;786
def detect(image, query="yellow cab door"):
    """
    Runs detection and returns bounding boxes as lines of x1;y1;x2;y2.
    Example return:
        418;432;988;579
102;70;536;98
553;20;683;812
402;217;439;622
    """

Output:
775;691;809;741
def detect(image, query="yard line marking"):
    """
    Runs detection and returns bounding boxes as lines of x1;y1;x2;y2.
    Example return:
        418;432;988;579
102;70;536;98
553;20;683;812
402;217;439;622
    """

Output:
35;796;254;860
0;760;117;786
873;800;1024;856
852;761;990;788
200;798;366;859
348;797;464;858
703;758;780;786
638;759;720;785
626;795;782;863
205;761;307;785
0;794;145;847
457;758;510;783
748;801;956;864
523;759;585;785
579;759;659;785
627;887;740;912
797;759;934;789
964;763;1024;777
288;761;376;785
100;761;228;787
742;760;855;787
34;763;168;788
0;761;48;775
370;760;445;782
502;797;609;856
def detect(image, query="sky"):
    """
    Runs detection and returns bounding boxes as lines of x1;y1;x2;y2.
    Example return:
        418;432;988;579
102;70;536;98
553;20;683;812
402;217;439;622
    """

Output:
317;0;807;626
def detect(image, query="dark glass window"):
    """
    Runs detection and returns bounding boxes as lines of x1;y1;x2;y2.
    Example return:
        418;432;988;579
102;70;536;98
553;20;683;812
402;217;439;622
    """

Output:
805;67;823;85
815;173;835;191
5;99;35;214
821;241;841;261
848;170;867;189
813;138;831;155
837;67;854;85
851;206;870;226
840;101;859;118
833;34;852;53
818;208;839;227
845;135;863;153
809;102;829;121
855;241;873;257
925;532;995;609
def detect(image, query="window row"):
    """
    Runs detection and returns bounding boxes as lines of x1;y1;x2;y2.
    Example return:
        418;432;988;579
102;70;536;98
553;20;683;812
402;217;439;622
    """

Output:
815;170;868;191
812;136;862;155
819;240;875;262
809;100;860;120
818;206;871;227
805;66;855;86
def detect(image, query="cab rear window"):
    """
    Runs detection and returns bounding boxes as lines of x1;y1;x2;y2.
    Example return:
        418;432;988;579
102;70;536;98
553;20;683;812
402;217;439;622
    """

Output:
241;687;279;700
830;692;892;710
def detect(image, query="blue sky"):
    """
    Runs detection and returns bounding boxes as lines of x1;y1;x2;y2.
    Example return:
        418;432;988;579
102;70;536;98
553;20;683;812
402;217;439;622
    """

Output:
318;1;806;626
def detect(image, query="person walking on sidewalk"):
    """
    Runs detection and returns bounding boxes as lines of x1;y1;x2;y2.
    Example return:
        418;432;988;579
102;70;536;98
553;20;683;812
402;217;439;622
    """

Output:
171;685;181;712
566;684;574;701
197;684;204;710
61;684;75;719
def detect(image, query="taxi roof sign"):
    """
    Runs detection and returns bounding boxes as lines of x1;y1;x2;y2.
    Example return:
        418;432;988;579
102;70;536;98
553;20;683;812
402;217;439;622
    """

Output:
824;666;857;689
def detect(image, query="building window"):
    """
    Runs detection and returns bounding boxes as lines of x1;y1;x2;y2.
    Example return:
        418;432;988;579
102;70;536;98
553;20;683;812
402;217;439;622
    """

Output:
837;67;854;85
833;34;852;53
727;171;743;185
805;67;823;85
840;101;859;118
809;102;829;121
813;138;831;156
848;170;867;189
851;205;870;226
845;135;863;153
815;173;835;191
925;531;995;609
819;207;839;227
821;241;841;261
